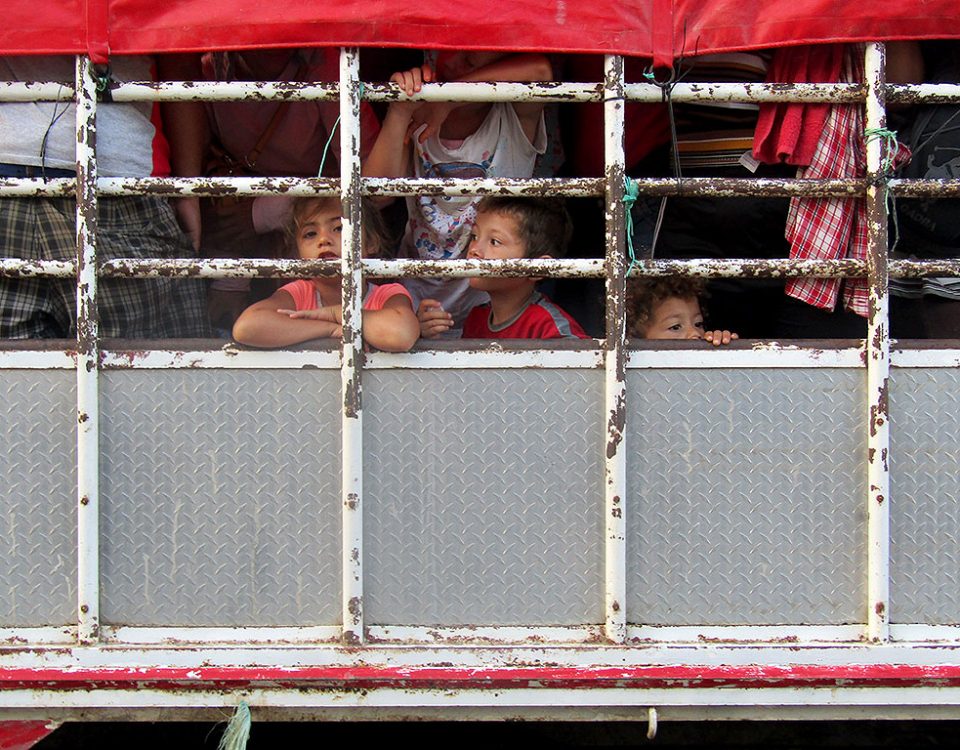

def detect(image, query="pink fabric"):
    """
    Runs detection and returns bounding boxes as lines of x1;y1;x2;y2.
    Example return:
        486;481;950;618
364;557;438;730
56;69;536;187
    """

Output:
280;280;411;312
753;44;844;167
783;46;909;317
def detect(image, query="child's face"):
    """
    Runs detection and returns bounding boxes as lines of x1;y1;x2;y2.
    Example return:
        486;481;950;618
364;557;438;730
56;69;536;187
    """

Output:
643;296;705;340
466;210;532;292
295;202;343;261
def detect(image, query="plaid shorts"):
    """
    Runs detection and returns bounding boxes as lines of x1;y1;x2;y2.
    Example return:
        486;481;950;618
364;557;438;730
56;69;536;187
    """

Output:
0;196;211;339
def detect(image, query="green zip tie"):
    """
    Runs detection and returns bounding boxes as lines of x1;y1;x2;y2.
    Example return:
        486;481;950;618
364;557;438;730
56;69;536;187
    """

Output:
864;127;902;251
318;82;365;178
624;176;640;278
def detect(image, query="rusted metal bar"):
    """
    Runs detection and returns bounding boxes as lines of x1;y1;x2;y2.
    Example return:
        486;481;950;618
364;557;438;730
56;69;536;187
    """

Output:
0;81;75;101
864;42;891;645
0;259;76;278
363;176;603;197
890;260;960;277
364;81;601;103
75;56;101;647
887;82;960;105
603;54;627;645
98;176;339;198
625;82;864;104
109;80;339;102
888;179;960;197
0;178;75;197
97;257;863;279
624;177;865;198
340;48;365;648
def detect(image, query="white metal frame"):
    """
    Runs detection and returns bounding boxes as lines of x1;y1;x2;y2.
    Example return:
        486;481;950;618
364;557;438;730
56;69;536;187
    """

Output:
2;42;960;719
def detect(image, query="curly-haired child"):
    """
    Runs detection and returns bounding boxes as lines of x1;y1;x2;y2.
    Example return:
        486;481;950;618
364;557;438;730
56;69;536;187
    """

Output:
627;278;738;345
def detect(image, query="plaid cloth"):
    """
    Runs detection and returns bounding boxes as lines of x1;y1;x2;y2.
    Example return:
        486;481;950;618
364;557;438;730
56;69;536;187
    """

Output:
0;196;211;339
784;46;909;317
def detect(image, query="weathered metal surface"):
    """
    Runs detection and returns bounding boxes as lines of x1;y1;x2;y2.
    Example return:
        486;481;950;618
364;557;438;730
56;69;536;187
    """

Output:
865;42;891;644
888;178;960;197
363;175;603;197
0;178;75;197
625;82;865;103
98;370;342;626
0;371;77;627
0;260;76;278
887;82;960;105
625;369;866;625
74;56;100;646
363;369;604;625
623;177;865;197
98;176;339;198
340;48;365;647
603;54;627;644
110;80;339;102
889;369;960;625
0;82;74;101
365;80;602;103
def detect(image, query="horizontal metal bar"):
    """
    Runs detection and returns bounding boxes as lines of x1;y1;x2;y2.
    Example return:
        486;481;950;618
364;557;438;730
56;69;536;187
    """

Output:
98;176;339;198
891;347;960;368
628;258;866;278
627;344;864;369
0;82;75;102
100;258;342;279
626;177;865;198
628;624;866;644
889;259;960;277
100;626;341;645
0;178;75;197
364;81;602;103
0;349;76;369
364;176;603;197
100;347;340;370
363;258;605;278
0;259;76;278
625;82;864;104
889;178;960;198
110;80;339;102
887;82;960;105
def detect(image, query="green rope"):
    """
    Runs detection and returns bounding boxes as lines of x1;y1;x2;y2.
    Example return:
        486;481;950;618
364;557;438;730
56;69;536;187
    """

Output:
864;127;902;251
624;177;640;278
217;701;251;750
318;82;365;178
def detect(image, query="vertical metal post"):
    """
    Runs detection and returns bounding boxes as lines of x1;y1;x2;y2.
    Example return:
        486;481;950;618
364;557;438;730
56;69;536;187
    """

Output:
340;47;365;646
864;42;891;643
75;56;100;645
603;54;627;643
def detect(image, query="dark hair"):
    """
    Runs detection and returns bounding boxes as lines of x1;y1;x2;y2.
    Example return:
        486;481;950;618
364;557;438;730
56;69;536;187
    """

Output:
288;196;393;257
627;277;706;337
475;197;572;258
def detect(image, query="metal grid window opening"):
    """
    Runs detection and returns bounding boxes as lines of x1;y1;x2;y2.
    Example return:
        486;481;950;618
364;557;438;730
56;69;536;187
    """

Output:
1;43;960;674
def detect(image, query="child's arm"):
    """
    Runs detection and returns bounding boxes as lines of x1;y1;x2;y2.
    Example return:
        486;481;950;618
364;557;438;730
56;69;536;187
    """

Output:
232;290;341;348
361;66;431;180
418;299;454;339
703;330;739;346
283;292;421;352
417;54;553;145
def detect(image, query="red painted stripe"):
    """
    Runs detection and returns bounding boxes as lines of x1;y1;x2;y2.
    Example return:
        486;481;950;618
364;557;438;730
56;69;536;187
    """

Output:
2;664;960;691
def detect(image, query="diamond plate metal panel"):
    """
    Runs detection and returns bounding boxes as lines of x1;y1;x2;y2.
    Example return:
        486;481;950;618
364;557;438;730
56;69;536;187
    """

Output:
890;369;960;624
364;370;604;626
626;369;866;625
100;370;341;626
0;371;76;626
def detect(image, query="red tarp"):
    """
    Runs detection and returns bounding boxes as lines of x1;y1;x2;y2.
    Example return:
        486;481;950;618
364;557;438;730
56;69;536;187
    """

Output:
4;0;960;64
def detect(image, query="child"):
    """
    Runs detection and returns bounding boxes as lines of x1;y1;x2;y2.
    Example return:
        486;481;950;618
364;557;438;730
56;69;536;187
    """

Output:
627;278;738;345
232;197;419;351
457;197;588;340
362;52;552;337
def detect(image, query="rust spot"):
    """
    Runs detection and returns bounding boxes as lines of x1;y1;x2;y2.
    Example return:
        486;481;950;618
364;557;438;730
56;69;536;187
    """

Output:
80;605;89;614
868;448;875;463
875;601;886;617
881;448;888;471
343;371;361;418
351;547;359;563
346;493;359;511
869;380;889;437
78;411;89;424
876;494;885;505
80;496;89;506
612;600;621;613
347;596;362;623
612;495;621;505
612;507;622;518
606;391;626;459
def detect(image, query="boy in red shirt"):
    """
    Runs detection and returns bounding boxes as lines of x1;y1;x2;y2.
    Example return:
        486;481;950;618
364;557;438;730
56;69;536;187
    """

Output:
448;197;588;340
